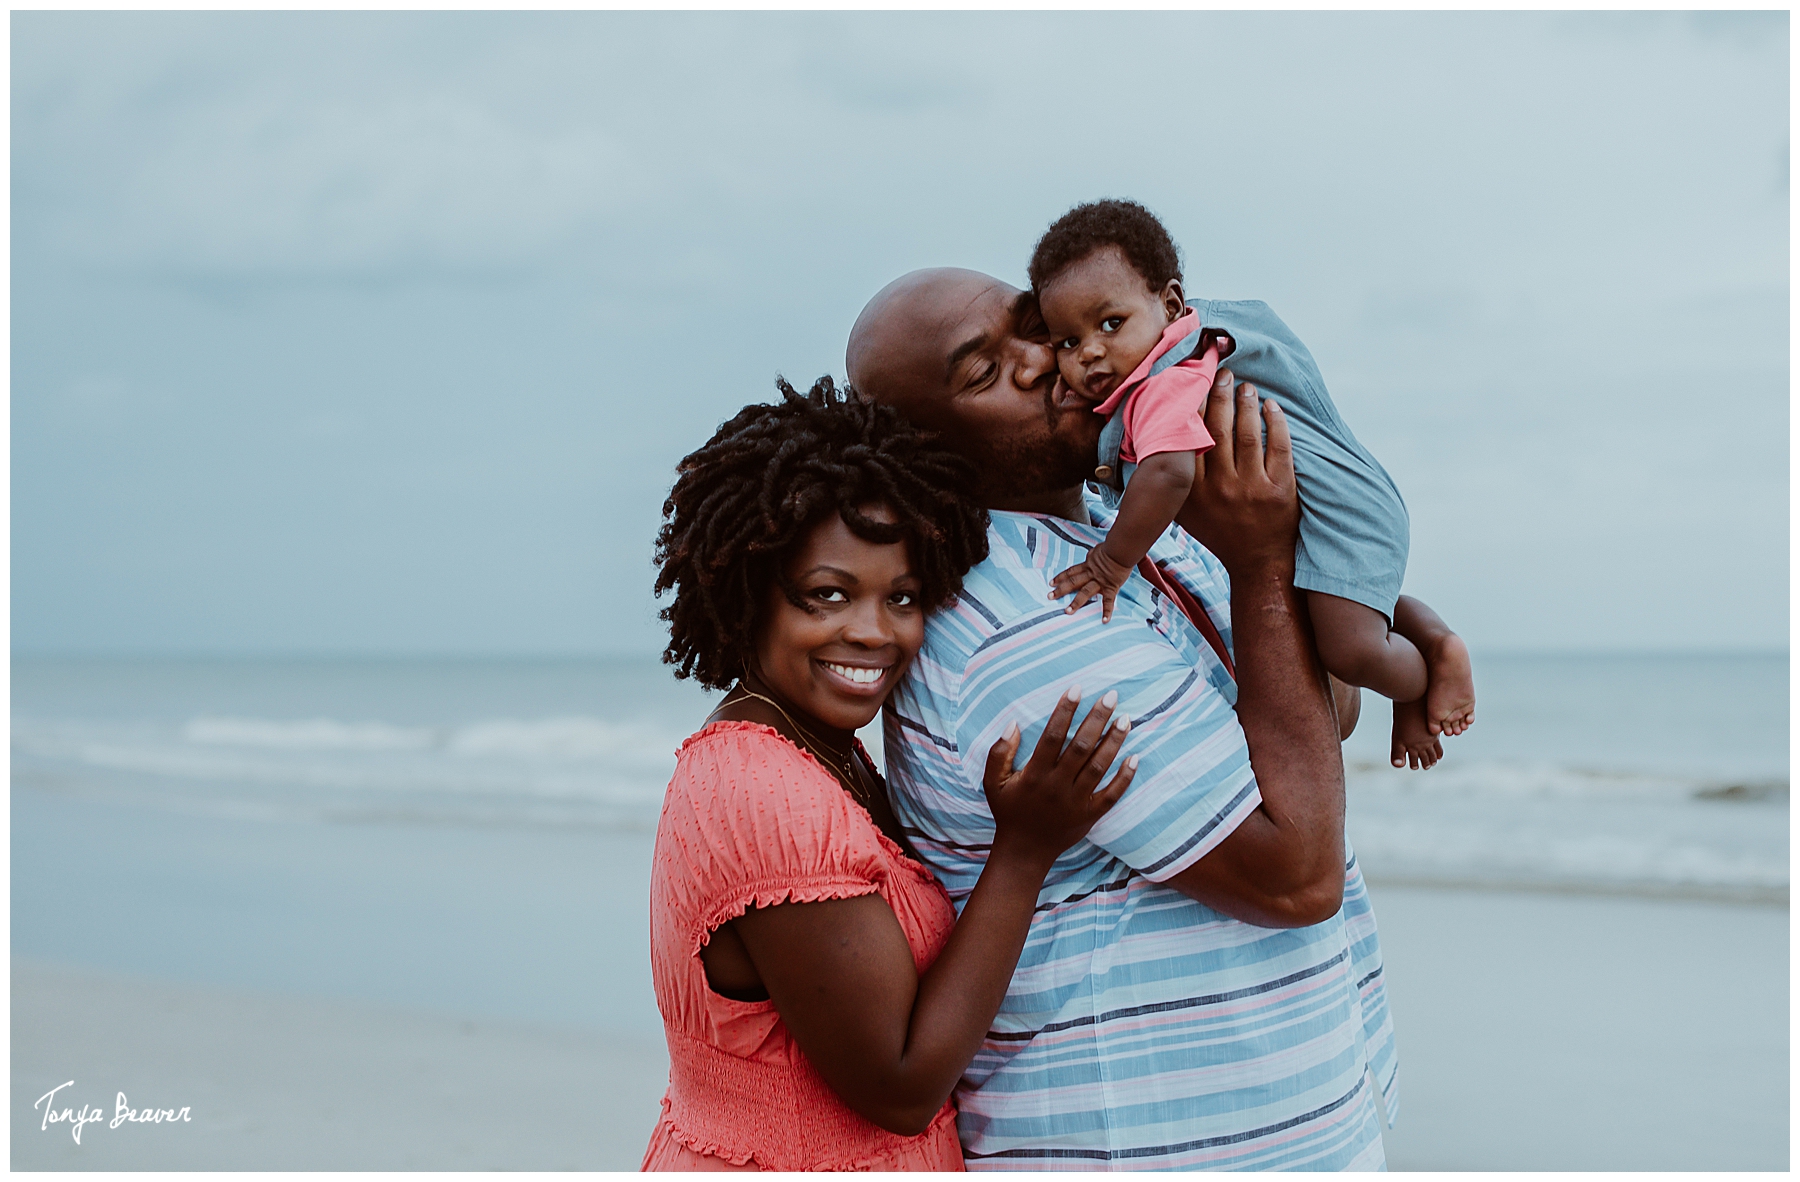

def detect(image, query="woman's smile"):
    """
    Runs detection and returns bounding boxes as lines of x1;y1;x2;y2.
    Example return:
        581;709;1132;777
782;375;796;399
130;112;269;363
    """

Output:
818;659;891;691
754;506;925;735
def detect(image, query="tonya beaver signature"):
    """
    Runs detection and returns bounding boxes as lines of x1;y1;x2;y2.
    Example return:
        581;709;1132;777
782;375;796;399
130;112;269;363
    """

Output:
34;1081;192;1144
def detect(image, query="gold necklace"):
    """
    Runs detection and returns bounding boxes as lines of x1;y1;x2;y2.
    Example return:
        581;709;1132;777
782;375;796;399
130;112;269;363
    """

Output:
720;687;871;805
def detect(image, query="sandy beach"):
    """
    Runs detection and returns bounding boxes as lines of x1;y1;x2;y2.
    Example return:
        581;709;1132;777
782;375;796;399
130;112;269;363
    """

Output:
12;655;1786;1170
15;883;1785;1171
12;960;668;1171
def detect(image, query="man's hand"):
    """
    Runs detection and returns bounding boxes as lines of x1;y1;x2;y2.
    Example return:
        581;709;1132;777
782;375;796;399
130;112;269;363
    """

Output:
1163;372;1346;929
1175;368;1299;576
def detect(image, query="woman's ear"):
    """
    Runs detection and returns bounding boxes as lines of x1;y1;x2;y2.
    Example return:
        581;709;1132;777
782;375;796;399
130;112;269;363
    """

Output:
1160;280;1186;323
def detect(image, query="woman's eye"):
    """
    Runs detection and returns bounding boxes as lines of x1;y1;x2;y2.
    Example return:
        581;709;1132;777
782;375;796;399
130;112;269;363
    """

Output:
891;591;918;608
813;588;848;603
1102;316;1124;332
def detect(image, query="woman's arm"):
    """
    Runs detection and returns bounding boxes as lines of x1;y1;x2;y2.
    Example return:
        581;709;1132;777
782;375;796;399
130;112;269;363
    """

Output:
727;690;1136;1135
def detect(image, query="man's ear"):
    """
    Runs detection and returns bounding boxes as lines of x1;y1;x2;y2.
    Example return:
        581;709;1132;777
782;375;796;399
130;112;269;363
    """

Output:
1161;280;1186;323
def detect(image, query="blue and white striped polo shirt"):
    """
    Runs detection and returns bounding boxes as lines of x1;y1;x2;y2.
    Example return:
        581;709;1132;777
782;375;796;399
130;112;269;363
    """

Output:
882;503;1399;1170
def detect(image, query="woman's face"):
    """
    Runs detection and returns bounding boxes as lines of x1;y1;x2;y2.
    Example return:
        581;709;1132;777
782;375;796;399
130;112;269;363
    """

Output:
753;506;926;733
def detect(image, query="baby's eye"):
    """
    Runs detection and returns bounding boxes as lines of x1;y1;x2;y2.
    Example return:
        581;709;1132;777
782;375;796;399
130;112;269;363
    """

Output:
1057;336;1079;351
1101;316;1124;333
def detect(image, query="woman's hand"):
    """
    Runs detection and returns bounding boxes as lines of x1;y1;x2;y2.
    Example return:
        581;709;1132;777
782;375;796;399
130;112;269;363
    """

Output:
725;684;1137;1137
982;685;1136;869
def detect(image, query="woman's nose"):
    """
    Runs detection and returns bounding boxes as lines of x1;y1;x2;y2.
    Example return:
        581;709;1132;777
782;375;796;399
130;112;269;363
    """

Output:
840;599;893;646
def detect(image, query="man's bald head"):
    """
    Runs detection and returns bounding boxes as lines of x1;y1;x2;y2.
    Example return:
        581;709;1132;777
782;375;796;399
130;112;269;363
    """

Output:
844;267;1100;516
846;267;1003;409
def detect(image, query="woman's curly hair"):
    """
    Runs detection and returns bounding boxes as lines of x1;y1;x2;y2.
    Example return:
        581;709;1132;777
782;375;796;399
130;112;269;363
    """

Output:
1028;197;1183;295
653;376;990;690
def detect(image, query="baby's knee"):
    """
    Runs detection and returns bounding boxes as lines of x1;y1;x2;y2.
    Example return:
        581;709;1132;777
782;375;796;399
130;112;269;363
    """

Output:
1308;597;1394;685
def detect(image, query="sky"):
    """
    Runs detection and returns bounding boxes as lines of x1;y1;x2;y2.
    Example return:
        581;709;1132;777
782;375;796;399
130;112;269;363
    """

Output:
11;11;1789;656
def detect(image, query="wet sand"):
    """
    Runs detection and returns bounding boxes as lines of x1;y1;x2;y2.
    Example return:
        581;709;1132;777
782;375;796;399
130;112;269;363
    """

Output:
13;883;1786;1171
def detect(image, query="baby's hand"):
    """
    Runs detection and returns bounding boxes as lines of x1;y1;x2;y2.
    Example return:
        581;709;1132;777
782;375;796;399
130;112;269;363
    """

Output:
1051;544;1133;623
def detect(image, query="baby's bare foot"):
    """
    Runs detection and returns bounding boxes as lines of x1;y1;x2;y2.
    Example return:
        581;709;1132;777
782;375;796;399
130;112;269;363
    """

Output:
1423;632;1476;736
1391;697;1443;770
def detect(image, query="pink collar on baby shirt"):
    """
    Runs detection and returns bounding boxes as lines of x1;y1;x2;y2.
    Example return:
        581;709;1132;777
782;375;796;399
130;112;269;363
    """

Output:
1091;308;1203;417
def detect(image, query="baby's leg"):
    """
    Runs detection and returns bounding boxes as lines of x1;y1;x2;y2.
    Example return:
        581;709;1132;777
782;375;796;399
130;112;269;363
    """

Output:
1305;592;1428;702
1391;595;1476;736
1308;593;1443;770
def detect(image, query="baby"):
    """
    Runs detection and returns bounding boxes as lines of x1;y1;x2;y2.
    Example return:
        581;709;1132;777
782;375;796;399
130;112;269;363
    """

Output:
1031;199;1475;769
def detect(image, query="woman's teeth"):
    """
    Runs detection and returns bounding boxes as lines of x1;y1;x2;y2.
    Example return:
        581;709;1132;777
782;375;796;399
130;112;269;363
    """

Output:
823;662;885;685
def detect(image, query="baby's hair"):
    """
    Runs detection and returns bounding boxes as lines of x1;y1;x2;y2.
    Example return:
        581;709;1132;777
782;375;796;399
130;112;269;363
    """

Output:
1028;198;1184;295
653;376;990;690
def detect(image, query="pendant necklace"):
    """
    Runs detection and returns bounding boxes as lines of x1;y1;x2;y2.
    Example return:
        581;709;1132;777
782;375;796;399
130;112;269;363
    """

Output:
721;686;871;806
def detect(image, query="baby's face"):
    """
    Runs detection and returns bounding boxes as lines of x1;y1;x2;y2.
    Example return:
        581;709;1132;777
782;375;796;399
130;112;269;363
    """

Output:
1038;245;1184;404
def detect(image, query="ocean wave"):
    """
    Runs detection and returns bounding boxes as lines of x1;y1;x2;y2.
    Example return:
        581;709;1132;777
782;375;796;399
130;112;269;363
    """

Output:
13;716;1789;896
1346;758;1787;802
1345;759;1787;898
183;716;436;751
13;714;684;806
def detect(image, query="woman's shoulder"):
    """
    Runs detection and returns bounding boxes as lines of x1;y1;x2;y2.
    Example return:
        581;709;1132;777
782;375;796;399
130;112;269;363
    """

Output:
672;719;840;799
662;720;882;874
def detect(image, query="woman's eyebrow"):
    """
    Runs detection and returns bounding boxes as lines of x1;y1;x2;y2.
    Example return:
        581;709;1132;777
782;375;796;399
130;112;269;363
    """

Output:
795;564;859;583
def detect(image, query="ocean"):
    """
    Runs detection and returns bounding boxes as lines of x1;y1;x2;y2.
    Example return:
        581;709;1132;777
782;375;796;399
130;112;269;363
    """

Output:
11;652;1788;1030
15;652;1787;885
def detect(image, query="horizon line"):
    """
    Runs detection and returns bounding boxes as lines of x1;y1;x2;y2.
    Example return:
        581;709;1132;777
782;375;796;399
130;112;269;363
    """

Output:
9;645;1791;663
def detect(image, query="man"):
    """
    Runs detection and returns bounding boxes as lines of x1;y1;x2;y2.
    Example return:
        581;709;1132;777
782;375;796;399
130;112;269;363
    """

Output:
847;268;1397;1169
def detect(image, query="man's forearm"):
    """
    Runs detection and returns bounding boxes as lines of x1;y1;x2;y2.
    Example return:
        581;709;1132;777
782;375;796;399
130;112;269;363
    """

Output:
1164;556;1346;927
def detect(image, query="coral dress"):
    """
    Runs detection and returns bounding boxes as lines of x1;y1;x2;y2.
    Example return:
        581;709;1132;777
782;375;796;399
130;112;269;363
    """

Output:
641;721;965;1172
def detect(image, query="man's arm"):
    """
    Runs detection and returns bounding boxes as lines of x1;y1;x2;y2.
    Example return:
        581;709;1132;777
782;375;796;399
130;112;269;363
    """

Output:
1166;370;1346;928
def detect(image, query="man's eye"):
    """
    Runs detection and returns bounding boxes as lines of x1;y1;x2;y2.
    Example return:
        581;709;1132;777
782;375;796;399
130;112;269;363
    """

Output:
1102;316;1124;332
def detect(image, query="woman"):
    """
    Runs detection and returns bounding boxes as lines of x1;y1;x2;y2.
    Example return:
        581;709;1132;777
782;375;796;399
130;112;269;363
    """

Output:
643;378;1137;1171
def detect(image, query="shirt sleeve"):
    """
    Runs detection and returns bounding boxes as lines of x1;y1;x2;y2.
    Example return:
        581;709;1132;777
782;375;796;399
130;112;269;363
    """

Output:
662;725;885;952
949;577;1261;882
1119;347;1220;463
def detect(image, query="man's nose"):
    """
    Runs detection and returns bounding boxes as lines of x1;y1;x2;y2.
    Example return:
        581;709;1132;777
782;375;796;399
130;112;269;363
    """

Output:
1011;337;1057;389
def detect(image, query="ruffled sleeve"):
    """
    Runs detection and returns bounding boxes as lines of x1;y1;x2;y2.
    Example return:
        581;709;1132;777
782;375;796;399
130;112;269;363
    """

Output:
650;720;897;1054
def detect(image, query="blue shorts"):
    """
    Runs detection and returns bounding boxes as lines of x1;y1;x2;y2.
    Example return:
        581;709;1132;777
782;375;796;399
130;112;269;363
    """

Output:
1093;298;1409;622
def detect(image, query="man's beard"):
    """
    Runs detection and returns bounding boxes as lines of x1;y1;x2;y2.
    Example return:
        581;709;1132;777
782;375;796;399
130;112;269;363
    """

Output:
975;393;1101;505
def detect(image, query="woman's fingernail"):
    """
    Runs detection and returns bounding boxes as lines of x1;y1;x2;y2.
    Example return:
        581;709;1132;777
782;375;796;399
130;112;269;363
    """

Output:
1101;690;1118;709
1127;755;1140;769
1113;714;1131;731
1064;685;1082;702
1006;721;1021;741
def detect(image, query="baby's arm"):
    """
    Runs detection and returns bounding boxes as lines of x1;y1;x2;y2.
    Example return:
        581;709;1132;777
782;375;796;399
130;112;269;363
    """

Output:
1051;450;1195;622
